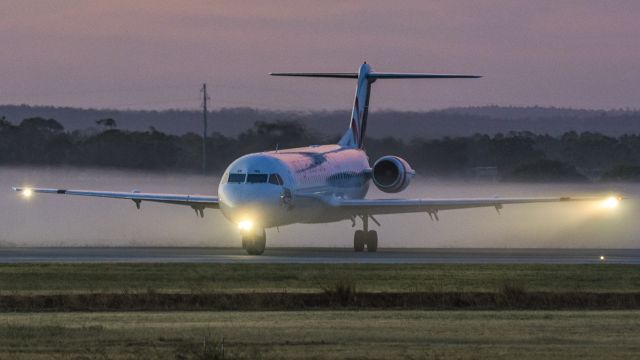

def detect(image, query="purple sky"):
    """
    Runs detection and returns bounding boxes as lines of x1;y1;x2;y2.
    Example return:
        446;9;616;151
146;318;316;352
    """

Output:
1;1;639;111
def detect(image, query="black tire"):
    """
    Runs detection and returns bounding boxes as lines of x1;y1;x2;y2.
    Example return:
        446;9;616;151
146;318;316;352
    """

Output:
254;229;266;255
246;248;263;255
366;230;378;252
354;230;365;252
245;229;266;255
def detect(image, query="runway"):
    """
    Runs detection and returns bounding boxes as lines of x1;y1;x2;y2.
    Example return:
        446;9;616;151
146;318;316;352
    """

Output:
0;247;638;264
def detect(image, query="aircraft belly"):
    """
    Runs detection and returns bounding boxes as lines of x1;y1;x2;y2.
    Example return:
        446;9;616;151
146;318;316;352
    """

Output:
269;190;355;226
271;207;347;226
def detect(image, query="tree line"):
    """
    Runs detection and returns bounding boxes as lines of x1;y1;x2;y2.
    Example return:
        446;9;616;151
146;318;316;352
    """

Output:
1;116;640;181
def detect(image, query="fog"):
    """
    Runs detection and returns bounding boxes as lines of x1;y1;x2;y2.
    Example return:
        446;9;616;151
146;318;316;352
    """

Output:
1;167;637;248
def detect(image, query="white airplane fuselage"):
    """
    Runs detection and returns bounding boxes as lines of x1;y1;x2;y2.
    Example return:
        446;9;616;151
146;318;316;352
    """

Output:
219;144;370;229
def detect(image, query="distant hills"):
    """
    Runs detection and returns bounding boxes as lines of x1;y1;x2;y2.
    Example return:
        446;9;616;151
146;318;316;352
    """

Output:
1;104;639;139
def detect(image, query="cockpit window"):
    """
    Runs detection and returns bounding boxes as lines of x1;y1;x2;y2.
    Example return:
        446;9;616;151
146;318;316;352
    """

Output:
227;173;246;183
247;173;268;183
269;173;284;185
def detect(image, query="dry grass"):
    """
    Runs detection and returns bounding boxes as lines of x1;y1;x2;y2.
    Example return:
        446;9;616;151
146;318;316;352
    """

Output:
0;285;638;312
1;263;639;295
323;278;357;306
1;264;639;358
1;265;639;311
1;310;640;359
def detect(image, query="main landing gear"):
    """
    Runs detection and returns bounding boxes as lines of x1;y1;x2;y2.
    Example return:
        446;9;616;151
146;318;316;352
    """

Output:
242;229;266;255
353;215;378;252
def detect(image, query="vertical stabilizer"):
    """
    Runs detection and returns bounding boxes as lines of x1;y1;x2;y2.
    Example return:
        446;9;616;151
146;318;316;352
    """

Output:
338;63;372;149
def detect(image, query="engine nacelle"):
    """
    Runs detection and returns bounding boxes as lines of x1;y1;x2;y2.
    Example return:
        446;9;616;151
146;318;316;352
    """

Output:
372;156;415;193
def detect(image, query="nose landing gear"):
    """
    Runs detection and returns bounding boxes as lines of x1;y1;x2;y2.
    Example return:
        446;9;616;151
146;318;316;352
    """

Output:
353;215;378;252
242;229;266;255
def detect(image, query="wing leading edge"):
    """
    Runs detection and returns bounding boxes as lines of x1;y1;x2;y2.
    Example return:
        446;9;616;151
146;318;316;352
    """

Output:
300;194;613;216
12;187;219;210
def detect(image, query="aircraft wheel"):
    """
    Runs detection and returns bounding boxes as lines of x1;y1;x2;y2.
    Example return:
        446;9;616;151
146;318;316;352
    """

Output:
366;230;378;252
245;229;266;255
354;230;365;252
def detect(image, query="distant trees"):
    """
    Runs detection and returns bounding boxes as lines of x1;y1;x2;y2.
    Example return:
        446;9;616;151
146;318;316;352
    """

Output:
602;165;640;181
96;118;117;129
19;117;64;132
0;117;70;164
2;116;640;181
502;160;588;182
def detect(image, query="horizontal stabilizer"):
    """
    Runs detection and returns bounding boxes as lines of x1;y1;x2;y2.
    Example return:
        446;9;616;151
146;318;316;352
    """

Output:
270;63;481;149
270;72;481;79
270;72;358;78
368;73;481;79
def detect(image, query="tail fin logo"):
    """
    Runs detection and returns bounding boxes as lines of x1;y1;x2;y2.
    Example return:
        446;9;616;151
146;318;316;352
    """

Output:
346;64;371;149
351;97;360;146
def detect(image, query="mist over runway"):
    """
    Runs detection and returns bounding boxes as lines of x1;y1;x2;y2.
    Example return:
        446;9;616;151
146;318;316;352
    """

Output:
0;247;637;264
2;167;638;249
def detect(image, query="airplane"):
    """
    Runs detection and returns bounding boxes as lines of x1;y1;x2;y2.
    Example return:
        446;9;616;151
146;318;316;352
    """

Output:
13;62;621;255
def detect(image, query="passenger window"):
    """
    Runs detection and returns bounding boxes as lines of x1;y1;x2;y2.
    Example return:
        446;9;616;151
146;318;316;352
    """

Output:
227;173;246;183
247;174;268;183
269;174;283;185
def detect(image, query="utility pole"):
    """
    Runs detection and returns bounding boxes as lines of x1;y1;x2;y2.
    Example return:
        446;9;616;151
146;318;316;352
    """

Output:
201;83;210;175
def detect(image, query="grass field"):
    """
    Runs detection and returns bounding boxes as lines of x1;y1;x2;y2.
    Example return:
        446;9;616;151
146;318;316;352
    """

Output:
1;263;639;358
2;310;640;359
1;263;639;294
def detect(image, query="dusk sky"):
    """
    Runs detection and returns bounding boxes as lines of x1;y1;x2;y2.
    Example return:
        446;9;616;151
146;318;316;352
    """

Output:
1;1;639;111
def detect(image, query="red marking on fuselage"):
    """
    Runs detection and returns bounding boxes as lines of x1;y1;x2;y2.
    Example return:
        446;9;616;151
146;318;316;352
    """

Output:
351;118;359;145
352;96;361;146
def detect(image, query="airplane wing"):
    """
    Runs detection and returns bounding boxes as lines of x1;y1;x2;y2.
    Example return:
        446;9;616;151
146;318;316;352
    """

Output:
12;187;219;213
299;194;616;217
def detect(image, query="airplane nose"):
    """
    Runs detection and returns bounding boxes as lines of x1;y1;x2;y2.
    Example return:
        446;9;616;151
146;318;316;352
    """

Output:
222;185;281;207
220;184;284;226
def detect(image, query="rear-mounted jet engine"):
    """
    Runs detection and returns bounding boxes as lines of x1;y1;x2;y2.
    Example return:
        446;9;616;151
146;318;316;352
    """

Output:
371;156;415;193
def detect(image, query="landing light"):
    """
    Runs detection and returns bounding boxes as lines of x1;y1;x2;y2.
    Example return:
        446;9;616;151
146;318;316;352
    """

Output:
238;219;254;231
600;196;620;209
22;188;33;199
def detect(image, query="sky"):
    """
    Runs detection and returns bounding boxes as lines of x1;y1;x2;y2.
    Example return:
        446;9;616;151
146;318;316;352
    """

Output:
1;1;639;111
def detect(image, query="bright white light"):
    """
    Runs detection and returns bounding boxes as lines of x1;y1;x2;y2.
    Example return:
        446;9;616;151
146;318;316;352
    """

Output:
599;255;605;261
600;196;620;209
22;188;33;198
238;219;254;231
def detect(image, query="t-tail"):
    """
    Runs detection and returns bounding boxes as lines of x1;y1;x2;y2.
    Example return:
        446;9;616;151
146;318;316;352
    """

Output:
270;62;480;149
